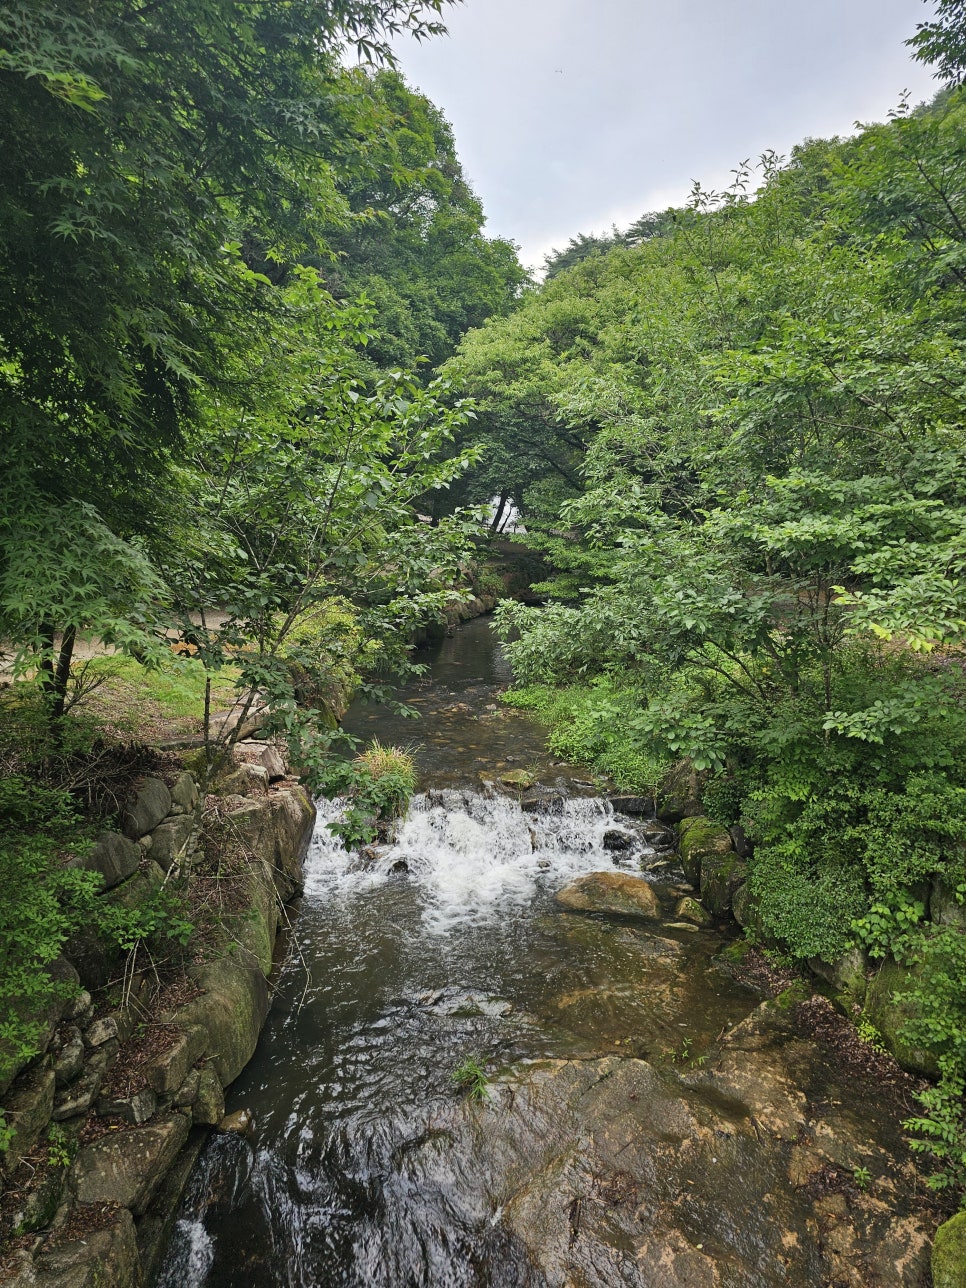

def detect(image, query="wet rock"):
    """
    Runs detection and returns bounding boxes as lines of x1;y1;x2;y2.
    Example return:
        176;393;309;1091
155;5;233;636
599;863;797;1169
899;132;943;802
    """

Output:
555;871;661;920
699;854;747;917
602;829;635;852
675;896;712;927
500;769;535;789
1;1060;55;1173
933;1211;966;1288
641;819;675;846
148;814;195;872
72;1114;190;1214
608;795;655;817
122;776;172;839
193;1068;226;1127
218;1107;256;1136
33;1206;141;1288
521;788;565;815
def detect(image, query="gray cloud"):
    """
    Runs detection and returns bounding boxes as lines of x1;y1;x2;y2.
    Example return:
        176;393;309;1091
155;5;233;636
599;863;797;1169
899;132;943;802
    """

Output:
394;0;939;270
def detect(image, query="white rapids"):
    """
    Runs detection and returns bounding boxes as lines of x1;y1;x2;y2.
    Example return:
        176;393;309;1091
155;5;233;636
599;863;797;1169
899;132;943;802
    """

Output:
303;789;653;933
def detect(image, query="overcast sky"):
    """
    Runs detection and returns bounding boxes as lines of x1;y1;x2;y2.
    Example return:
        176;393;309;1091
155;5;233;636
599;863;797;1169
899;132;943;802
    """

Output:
392;0;941;271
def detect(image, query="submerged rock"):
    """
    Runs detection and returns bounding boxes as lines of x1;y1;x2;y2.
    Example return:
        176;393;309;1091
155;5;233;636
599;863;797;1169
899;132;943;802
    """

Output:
555;871;661;920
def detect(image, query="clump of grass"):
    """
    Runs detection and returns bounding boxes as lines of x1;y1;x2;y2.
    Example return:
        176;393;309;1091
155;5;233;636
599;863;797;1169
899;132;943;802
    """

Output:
323;740;418;850
452;1054;490;1102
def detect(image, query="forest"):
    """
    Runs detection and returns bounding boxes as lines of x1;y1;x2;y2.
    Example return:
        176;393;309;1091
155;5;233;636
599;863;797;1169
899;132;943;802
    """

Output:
3;0;966;1261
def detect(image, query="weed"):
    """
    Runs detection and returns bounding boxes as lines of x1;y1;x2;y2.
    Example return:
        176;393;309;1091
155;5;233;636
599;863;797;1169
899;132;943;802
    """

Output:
452;1055;490;1102
852;1165;871;1191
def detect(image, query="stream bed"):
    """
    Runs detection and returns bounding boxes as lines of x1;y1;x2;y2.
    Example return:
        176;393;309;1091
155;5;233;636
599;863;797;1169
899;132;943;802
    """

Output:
156;619;934;1287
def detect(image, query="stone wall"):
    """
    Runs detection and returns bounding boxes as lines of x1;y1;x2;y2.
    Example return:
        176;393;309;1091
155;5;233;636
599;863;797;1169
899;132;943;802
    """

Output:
0;749;315;1287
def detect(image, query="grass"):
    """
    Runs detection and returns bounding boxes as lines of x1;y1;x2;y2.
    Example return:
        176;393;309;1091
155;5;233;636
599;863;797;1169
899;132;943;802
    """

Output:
452;1055;490;1102
501;680;670;795
72;654;241;740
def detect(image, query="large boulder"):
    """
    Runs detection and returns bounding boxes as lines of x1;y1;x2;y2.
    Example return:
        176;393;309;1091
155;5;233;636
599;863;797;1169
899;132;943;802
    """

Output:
232;858;280;975
930;879;966;931
168;950;270;1087
0;957;79;1097
220;787;315;902
143;1025;208;1096
122;777;171;840
699;854;747;917
77;831;141;890
71;1114;190;1214
677;816;733;886
32;1206;141;1288
864;957;939;1076
148;814;195;872
555;871;661;920
933;1212;966;1288
1;1059;55;1174
808;947;869;1003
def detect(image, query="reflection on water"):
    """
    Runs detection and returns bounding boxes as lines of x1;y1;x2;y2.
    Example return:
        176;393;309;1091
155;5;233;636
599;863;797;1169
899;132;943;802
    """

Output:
157;619;753;1287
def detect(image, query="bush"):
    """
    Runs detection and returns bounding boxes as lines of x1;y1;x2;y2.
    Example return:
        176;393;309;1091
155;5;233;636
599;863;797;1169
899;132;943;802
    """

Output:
318;740;418;849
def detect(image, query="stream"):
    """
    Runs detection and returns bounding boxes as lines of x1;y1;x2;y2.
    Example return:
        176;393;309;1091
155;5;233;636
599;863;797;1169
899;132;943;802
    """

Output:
156;619;933;1288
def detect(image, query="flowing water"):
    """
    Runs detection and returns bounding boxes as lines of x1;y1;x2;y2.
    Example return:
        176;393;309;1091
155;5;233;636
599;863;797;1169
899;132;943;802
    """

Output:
156;619;760;1287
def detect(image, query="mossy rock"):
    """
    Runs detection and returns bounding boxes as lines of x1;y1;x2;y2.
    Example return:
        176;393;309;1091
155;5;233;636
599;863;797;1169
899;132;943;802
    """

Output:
934;1212;966;1288
675;896;712;927
731;882;764;935
700;854;748;918
864;957;939;1077
677;816;733;886
808;948;869;1004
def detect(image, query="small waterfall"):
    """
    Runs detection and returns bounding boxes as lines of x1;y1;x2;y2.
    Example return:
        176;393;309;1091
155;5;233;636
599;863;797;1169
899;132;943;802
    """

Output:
303;791;655;932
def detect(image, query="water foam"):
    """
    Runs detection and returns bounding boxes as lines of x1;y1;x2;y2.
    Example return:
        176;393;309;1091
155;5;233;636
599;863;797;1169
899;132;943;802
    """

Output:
303;790;652;932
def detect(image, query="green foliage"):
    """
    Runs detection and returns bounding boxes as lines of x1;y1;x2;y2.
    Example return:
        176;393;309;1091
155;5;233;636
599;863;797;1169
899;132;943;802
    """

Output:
46;1123;73;1170
501;680;670;794
319;740;418;849
852;1165;872;1191
451;1054;490;1102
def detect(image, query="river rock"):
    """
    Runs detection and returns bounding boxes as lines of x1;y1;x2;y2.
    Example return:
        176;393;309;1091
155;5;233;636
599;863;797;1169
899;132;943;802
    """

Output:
168;950;270;1086
500;769;535;789
699;853;747;917
677;816;733;886
32;1206;141;1288
72;1114;189;1214
675;896;712;927
933;1211;966;1288
864;957;939;1076
555;871;661;920
608;795;654;817
220;787;315;902
219;1107;256;1136
193;1068;226;1126
458;999;932;1287
122;776;171;839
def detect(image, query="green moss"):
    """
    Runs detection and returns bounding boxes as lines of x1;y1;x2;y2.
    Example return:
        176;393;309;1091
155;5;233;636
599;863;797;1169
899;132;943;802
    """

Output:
932;1212;966;1288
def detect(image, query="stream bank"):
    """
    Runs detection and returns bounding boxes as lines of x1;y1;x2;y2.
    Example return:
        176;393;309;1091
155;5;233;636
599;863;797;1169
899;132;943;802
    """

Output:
153;618;940;1287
